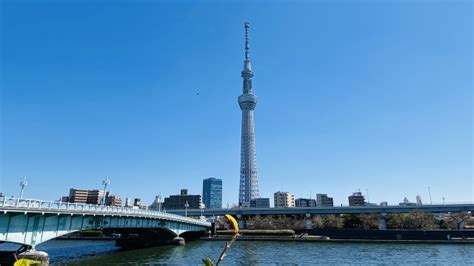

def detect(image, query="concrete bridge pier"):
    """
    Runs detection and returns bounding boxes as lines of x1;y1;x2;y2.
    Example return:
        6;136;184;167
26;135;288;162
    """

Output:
378;213;387;230
172;237;185;246
304;213;313;230
16;250;50;265
237;214;246;230
0;245;49;266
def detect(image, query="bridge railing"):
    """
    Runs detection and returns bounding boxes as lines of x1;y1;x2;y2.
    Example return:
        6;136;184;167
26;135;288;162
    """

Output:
0;197;210;227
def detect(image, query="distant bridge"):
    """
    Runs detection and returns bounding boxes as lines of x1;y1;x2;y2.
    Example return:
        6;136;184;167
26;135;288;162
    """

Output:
168;203;473;230
168;203;474;217
0;198;211;249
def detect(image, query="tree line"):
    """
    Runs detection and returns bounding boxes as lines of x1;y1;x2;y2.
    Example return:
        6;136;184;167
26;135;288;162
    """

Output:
237;212;471;230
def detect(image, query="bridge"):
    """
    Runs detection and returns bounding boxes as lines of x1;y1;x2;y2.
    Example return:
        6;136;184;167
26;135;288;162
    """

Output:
168;203;474;217
168;203;474;230
0;198;211;250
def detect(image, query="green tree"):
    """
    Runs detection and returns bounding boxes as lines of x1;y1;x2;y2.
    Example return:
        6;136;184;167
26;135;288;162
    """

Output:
342;214;363;229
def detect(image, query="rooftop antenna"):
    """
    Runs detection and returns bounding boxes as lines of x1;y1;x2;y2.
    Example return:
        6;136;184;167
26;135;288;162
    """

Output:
102;175;110;205
366;189;370;203
158;193;162;212
19;176;27;199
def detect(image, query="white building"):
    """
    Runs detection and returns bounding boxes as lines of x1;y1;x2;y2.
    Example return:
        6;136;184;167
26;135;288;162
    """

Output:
416;195;423;205
274;191;295;208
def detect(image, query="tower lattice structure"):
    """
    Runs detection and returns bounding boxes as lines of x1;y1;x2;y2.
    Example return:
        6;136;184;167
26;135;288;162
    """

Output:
238;22;260;207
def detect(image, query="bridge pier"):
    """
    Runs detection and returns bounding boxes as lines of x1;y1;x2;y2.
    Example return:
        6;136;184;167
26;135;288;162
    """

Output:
304;213;313;230
0;245;49;266
16;249;50;265
237;214;246;229
378;213;387;230
172;237;185;246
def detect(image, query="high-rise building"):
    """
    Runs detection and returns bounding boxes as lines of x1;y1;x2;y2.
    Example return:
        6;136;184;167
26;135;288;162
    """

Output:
316;194;334;207
416;195;423;205
68;189;88;203
106;195;122;207
202;177;222;209
125;198;133;207
295;198;316;207
163;189;202;210
87;190;104;205
133;198;141;207
238;22;260;207
249;198;270;208
68;188;105;205
399;197;417;206
274;191;295;208
348;192;366;206
149;195;162;211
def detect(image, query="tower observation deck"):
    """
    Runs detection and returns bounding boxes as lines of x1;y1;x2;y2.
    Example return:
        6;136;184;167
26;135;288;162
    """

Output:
238;22;260;206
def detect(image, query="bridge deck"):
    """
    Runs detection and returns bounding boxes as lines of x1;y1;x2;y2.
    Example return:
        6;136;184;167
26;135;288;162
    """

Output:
168;204;474;217
0;198;210;227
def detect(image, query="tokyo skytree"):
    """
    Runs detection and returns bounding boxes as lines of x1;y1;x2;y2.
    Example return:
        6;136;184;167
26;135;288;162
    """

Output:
238;22;259;207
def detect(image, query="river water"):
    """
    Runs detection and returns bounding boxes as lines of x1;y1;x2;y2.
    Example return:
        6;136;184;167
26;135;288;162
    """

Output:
3;240;473;265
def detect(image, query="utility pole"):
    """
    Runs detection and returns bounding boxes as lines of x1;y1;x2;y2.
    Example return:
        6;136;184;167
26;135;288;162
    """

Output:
19;176;27;199
184;201;190;217
428;186;432;205
158;194;162;212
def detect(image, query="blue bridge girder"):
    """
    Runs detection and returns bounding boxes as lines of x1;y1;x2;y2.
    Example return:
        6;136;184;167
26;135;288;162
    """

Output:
167;203;474;217
0;198;210;248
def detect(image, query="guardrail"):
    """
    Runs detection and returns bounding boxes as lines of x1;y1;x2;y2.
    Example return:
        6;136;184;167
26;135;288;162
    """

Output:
0;197;210;227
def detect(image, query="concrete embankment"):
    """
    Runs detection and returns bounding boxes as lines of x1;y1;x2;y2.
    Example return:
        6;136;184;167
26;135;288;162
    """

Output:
204;229;474;244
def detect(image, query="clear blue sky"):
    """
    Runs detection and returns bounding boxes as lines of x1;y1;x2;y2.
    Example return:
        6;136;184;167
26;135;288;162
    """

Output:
1;0;472;206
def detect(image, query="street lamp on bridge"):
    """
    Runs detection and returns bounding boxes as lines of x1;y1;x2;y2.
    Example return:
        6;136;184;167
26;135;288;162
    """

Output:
102;176;110;205
184;201;190;217
19;176;27;199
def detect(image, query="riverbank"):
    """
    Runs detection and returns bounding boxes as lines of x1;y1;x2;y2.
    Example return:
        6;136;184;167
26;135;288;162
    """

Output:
208;229;474;244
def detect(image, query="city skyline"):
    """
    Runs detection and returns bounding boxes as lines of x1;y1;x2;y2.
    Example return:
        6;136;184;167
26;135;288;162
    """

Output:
1;1;472;206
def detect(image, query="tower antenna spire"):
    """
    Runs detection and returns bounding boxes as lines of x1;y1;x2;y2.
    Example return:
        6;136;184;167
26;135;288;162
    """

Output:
245;22;250;60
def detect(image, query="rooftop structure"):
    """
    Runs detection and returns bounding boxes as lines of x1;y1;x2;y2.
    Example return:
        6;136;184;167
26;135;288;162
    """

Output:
348;192;366;206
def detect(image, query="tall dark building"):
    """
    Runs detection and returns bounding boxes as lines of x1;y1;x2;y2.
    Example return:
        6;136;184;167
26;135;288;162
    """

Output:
202;177;222;209
316;194;334;207
348;192;366;206
249;198;270;208
163;189;201;210
295;198;316;207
